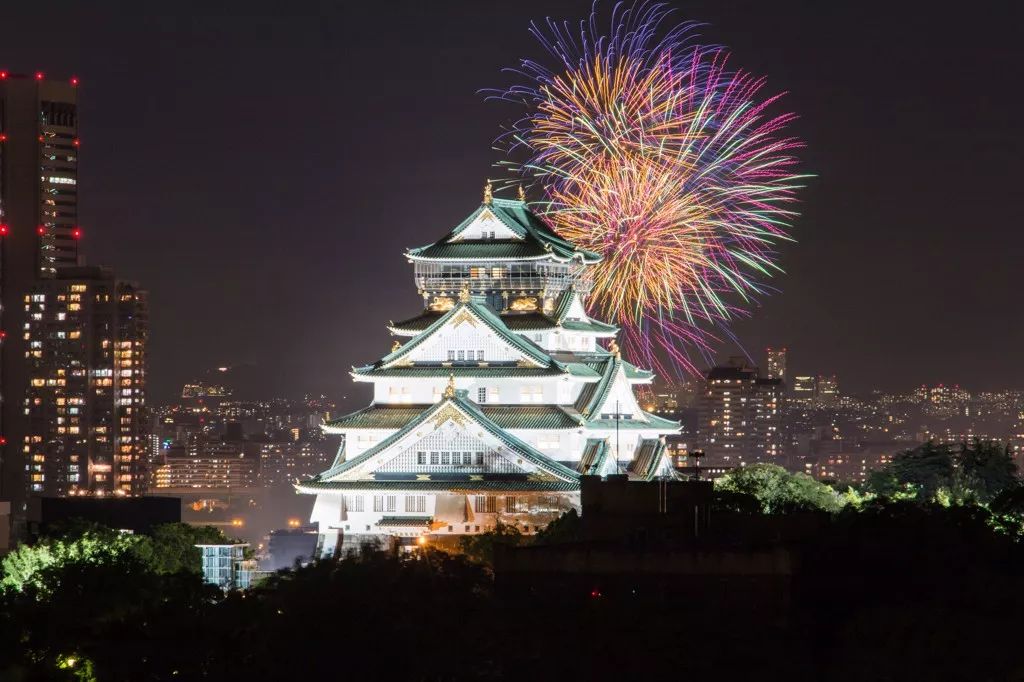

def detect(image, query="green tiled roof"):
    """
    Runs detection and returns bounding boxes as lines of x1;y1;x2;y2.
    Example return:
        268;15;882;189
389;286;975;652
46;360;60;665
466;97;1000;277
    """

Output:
587;412;680;430
324;404;585;431
296;479;580;492
409;241;553;261
627;438;668;481
388;312;444;334
375;297;551;371
352;365;568;379
560;318;619;334
624;362;655;380
575;356;620;417
577;439;609;475
315;391;580;484
501;313;560;331
388;290;618;337
407;199;602;264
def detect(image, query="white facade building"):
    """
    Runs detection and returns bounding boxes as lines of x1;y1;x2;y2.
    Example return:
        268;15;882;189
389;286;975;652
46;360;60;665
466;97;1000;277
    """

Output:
298;187;679;555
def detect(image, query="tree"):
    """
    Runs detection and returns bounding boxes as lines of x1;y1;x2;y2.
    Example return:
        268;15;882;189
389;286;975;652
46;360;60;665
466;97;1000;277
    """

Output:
954;439;1018;503
0;528;140;595
887;441;955;501
714;463;843;513
458;520;524;565
140;523;233;575
534;508;581;544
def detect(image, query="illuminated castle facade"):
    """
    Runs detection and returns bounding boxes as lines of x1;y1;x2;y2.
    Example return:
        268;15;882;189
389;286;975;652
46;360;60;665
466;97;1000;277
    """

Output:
298;185;678;555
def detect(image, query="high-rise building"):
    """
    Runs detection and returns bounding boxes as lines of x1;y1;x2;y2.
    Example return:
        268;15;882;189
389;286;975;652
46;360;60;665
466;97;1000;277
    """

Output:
23;267;148;496
697;358;784;465
1;73;83;516
792;375;816;404
765;347;787;381
0;73;81;277
815;375;839;406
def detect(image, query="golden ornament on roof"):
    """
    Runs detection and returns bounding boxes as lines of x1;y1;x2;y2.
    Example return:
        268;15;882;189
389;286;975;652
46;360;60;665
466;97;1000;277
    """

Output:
483;180;493;205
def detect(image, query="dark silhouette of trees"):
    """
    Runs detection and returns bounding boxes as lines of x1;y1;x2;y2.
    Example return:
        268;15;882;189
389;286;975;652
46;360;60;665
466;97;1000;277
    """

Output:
2;463;1024;681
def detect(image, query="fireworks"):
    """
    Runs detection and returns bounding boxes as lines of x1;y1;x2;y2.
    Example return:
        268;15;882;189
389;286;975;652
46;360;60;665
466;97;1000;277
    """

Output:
493;2;806;375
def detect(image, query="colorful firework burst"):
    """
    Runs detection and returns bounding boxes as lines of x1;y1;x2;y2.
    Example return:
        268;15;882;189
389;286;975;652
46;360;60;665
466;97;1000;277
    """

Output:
493;2;807;376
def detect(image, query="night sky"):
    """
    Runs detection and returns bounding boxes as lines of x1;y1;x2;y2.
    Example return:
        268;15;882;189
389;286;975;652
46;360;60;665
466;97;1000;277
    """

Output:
1;1;1021;403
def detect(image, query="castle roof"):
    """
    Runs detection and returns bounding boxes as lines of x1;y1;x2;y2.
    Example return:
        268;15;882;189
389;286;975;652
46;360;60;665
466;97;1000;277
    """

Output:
387;288;618;337
406;198;602;264
309;389;581;485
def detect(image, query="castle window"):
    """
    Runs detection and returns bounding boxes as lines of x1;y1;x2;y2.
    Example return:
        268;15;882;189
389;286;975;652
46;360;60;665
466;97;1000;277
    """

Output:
373;495;396;512
417;451;426;465
505;496;528;513
520;386;543;403
405;495;426;513
474;496;497;513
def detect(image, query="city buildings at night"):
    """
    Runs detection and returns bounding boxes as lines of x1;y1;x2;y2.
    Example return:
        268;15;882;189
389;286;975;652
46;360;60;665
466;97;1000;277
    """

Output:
696;359;784;466
765;347;787;381
151;442;259;493
0;75;151;519
815;375;839;406
791;375;816;404
24;267;148;496
0;73;83;516
298;187;679;555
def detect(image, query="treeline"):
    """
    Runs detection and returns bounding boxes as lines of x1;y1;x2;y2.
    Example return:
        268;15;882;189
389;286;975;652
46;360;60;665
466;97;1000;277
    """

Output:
1;440;1022;680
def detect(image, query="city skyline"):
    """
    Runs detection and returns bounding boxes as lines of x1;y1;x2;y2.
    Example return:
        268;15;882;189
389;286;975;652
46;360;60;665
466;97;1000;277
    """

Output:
0;1;1020;401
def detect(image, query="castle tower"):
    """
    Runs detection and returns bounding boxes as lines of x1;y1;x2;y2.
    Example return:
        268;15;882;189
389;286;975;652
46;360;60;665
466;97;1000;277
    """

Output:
298;185;679;555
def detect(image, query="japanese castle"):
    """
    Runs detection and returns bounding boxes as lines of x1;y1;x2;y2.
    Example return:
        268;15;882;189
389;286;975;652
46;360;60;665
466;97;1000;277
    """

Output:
298;184;679;555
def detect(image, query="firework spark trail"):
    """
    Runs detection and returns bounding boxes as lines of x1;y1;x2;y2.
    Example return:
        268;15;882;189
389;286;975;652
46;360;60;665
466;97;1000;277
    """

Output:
491;2;807;377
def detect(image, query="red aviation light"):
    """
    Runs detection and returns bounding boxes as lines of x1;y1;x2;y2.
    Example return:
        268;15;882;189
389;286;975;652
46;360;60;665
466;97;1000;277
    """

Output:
0;436;7;446
34;72;44;81
0;134;6;142
70;76;79;86
38;135;44;143
0;71;8;80
0;330;6;339
72;138;80;147
0;224;9;236
37;225;46;236
72;227;82;239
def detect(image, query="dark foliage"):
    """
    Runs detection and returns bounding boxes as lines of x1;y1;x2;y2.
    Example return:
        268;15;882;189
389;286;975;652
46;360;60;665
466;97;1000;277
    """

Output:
2;503;1024;680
